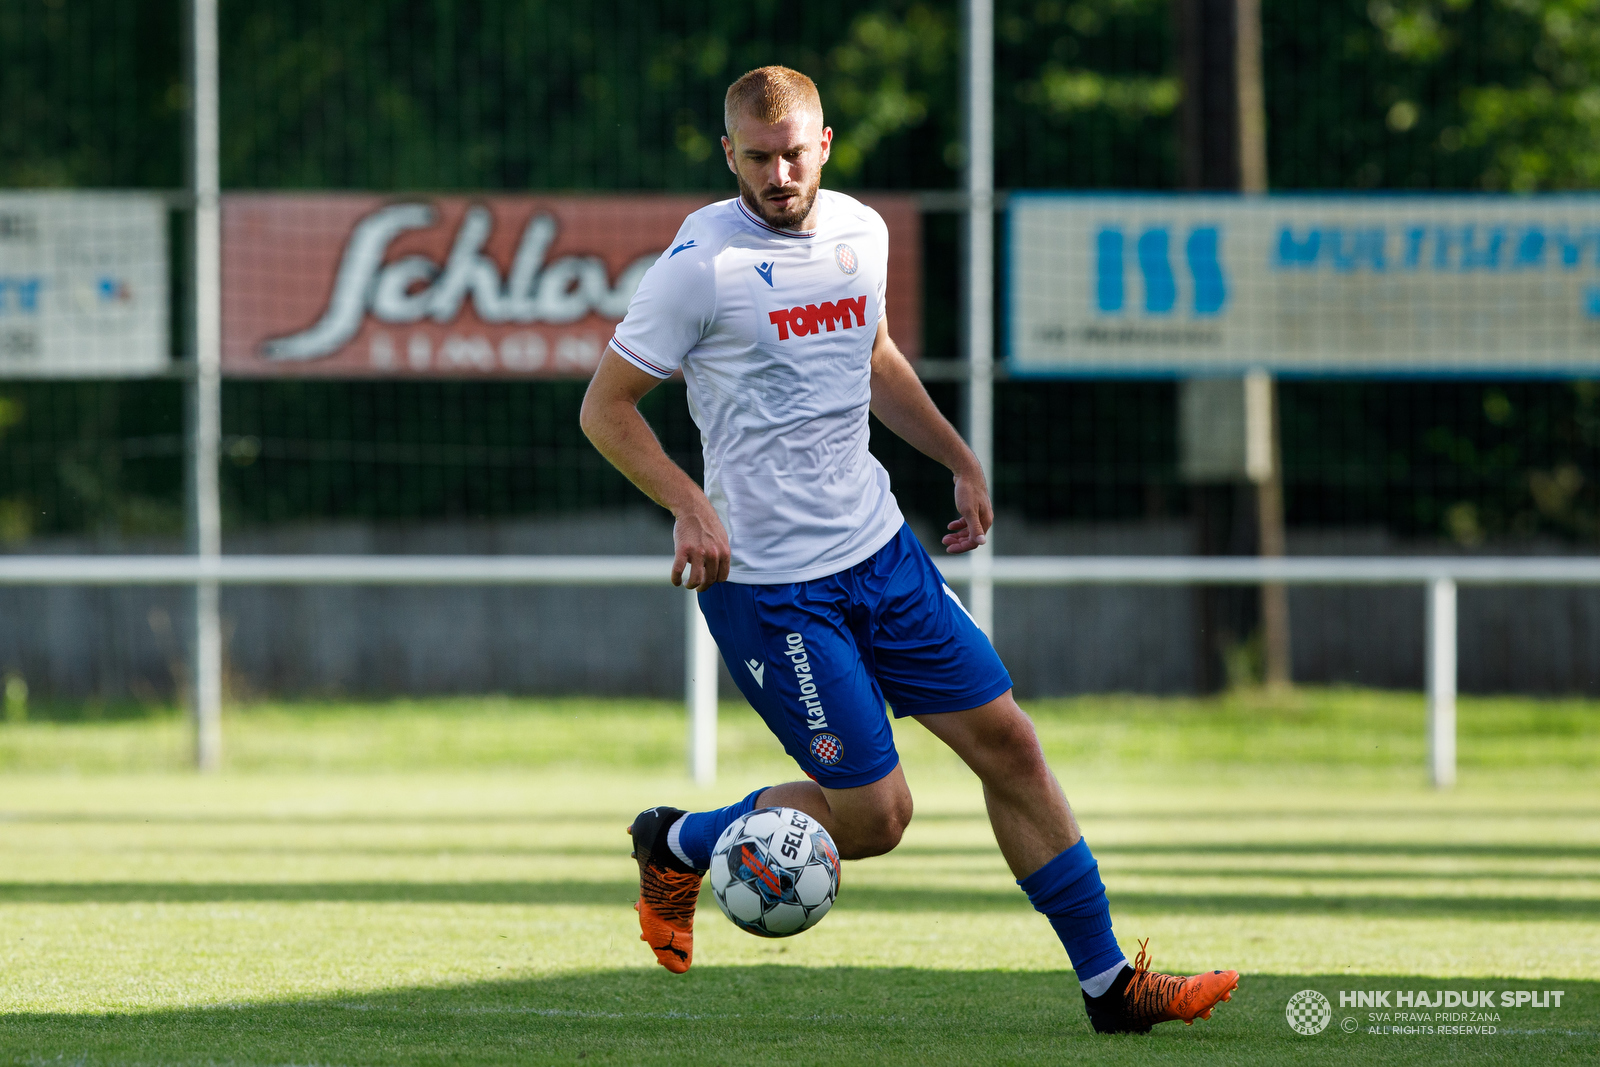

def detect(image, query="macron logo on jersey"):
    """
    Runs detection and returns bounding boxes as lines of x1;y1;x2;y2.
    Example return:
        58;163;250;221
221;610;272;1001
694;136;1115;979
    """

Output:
754;262;775;287
767;295;868;341
670;240;697;257
745;659;765;687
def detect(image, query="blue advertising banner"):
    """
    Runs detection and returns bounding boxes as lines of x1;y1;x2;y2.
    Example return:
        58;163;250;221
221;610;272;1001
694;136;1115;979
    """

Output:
1008;194;1600;376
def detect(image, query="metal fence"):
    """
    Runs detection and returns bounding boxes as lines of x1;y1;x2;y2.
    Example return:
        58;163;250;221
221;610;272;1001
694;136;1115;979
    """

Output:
4;1;1600;754
6;552;1598;788
5;1;1600;555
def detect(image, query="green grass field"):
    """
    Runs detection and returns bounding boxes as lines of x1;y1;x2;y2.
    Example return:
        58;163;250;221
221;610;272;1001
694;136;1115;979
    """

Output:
1;689;1597;1065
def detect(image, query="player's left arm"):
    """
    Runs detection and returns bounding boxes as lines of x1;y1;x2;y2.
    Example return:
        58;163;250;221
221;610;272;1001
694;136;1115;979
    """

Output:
868;321;991;553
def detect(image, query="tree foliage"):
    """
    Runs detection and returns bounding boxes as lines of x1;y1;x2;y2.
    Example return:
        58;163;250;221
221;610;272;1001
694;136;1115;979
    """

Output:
6;0;1600;192
3;1;1600;544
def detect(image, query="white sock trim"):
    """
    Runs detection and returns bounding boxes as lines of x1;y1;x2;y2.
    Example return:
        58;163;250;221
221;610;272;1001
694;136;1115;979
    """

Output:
1080;958;1129;999
665;816;697;870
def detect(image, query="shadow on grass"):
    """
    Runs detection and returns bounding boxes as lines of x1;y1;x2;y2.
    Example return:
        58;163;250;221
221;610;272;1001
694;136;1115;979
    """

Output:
1;880;1595;919
898;841;1600;860
6;820;1596;864
8;807;1600;826
52;842;1600;878
4;969;1594;1067
0;811;633;826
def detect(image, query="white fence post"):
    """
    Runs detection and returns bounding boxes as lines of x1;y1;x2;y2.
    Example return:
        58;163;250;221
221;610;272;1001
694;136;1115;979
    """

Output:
188;0;224;773
686;590;718;787
964;0;995;637
1426;576;1457;789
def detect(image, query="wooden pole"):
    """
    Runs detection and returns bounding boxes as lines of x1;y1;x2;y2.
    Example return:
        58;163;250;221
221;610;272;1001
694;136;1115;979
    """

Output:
1232;0;1290;688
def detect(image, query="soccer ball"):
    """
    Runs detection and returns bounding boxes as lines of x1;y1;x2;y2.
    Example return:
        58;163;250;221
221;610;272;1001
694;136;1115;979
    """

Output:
709;806;840;937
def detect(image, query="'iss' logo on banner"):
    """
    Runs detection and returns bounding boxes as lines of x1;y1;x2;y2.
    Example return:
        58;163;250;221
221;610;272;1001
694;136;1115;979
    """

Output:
1093;225;1227;317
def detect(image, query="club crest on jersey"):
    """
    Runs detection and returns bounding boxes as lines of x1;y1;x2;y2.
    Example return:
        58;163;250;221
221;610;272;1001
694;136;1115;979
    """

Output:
810;732;844;766
767;295;868;341
834;243;859;275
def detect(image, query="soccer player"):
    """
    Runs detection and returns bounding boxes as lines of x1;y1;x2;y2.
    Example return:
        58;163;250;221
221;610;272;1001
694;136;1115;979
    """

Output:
580;65;1238;1035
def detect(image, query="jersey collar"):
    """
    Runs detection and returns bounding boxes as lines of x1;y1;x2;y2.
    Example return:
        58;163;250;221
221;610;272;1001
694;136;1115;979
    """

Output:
736;195;818;239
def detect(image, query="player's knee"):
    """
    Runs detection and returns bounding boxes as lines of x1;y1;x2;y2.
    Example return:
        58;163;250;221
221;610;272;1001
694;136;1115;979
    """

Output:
841;818;906;860
836;797;912;860
975;711;1050;782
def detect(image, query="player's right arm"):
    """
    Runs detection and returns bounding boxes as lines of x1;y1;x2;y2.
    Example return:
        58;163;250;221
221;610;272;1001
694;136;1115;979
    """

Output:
581;222;727;591
580;354;730;591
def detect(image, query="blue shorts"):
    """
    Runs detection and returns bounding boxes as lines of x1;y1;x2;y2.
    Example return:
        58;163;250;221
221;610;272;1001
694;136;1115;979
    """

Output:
697;523;1013;789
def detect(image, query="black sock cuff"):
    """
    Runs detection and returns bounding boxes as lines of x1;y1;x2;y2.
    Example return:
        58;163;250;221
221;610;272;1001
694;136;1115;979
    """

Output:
650;812;699;874
1085;964;1135;1002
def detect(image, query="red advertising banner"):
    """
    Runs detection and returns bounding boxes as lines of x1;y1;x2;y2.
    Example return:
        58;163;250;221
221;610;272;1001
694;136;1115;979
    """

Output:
222;192;921;378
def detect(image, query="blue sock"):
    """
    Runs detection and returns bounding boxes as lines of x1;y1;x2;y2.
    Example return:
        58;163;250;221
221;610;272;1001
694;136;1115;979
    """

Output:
669;788;768;871
1018;838;1126;987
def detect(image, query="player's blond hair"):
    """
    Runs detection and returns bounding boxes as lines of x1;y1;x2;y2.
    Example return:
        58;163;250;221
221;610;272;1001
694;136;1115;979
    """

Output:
724;66;823;137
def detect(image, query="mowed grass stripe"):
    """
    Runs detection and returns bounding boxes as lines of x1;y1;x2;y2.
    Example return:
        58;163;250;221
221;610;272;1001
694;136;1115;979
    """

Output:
0;690;1596;1065
5;969;1597;1065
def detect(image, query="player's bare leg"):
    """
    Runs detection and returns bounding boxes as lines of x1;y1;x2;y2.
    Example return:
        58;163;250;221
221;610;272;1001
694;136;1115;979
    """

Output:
917;691;1239;1034
913;692;1077;876
754;764;914;860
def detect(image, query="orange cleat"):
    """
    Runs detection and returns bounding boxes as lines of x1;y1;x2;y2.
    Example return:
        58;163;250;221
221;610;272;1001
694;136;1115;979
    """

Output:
1084;939;1240;1034
628;806;705;975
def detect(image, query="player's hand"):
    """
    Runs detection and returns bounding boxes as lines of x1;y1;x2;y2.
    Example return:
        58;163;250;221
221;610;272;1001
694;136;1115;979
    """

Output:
671;499;731;591
942;469;992;554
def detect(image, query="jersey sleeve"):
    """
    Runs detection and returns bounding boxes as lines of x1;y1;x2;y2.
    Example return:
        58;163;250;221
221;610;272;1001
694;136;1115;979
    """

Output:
608;223;716;379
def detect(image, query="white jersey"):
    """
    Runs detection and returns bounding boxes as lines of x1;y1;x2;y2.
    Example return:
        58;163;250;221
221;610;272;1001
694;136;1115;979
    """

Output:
610;190;904;584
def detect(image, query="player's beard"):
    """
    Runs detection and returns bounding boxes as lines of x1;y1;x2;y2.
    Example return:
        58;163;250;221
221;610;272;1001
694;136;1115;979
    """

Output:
737;167;821;231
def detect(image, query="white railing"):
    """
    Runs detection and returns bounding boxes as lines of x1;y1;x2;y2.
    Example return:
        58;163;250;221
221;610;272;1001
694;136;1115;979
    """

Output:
4;554;1599;788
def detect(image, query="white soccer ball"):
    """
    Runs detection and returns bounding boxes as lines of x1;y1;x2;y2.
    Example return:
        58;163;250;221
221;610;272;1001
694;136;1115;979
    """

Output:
709;806;840;938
